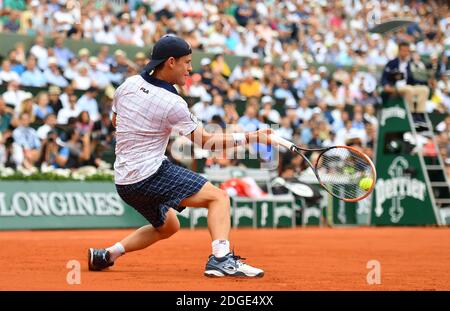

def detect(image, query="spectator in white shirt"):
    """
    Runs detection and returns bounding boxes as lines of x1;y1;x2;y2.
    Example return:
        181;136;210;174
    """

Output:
113;14;133;45
259;95;280;124
188;73;208;98
88;57;110;89
58;94;81;125
37;113;57;140
2;80;31;110
76;87;99;121
29;35;48;70
0;60;21;84
191;93;212;124
44;57;69;88
63;57;79;82
296;98;313;123
94;24;118;45
275;116;294;141
206;94;225;122
72;65;92;90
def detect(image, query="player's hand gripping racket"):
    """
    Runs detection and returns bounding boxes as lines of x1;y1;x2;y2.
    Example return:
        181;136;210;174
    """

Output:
270;134;376;202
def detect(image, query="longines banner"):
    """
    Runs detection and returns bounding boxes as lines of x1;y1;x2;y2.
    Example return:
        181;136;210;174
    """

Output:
0;181;149;230
0;182;298;230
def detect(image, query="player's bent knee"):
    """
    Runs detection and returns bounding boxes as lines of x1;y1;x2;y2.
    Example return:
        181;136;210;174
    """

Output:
214;188;230;203
157;223;180;239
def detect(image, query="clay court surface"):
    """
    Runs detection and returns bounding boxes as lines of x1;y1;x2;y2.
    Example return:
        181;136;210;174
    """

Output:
0;227;449;290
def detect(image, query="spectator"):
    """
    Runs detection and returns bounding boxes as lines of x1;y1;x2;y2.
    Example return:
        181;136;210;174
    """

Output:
275;116;294;141
192;93;212;124
0;98;15;134
63;56;80;82
59;85;75;109
2;80;31;110
29;35;49;70
0;60;21;84
92;112;115;152
76;87;99;121
206;94;225;122
239;73;261;98
188;73;208;98
76;48;90;69
53;35;75;67
259;95;280;124
37;113;57;140
33;92;53;122
113;13;133;45
94;24;118;45
15;97;36;124
88;57;110;89
238;105;261;131
211;54;231;78
4;10;21;33
44;57;69;88
63;128;93;168
72;65;92;90
12;113;41;168
75;111;94;135
8;49;25;75
223;102;240;125
335;120;365;146
274;79;295;105
20;56;47;87
0;133;24;169
296;98;313;124
38;130;69;168
57;94;80;125
114;49;130;73
48;86;64;115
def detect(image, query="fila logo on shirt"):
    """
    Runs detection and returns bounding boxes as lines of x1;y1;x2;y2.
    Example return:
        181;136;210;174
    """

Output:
140;87;149;94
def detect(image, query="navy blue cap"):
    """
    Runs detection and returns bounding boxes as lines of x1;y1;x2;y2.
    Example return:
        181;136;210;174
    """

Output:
143;35;192;74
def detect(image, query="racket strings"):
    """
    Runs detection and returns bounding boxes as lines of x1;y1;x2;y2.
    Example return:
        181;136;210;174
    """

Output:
315;147;375;200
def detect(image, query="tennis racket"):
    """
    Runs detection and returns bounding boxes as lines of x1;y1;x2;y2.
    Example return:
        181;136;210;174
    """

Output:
270;134;377;202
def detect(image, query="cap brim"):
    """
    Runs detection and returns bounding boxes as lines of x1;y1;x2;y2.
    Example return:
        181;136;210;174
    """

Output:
143;59;167;73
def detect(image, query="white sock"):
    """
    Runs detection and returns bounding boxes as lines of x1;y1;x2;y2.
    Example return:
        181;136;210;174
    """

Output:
212;240;230;258
106;242;125;263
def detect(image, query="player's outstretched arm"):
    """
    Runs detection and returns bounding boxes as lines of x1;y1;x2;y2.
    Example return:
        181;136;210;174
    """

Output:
188;126;272;151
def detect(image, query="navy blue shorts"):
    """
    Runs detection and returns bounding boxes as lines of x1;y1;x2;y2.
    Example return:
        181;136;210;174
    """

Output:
116;160;208;228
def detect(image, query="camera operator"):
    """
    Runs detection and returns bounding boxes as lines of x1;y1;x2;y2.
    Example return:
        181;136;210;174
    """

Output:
38;130;69;168
382;42;429;114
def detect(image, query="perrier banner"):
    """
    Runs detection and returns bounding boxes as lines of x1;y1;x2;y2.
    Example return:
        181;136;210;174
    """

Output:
370;97;440;225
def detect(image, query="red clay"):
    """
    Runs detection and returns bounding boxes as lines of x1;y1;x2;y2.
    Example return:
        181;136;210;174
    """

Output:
0;227;449;290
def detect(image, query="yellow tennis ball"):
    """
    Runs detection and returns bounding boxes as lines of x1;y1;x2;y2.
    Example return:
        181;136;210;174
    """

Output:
359;177;373;191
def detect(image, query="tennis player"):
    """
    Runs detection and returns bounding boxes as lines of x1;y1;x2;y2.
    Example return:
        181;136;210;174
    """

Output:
88;35;271;278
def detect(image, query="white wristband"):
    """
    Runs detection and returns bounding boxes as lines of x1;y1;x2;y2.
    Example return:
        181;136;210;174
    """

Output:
232;132;247;145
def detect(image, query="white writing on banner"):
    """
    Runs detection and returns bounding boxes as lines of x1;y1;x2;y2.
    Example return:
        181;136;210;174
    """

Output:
0;192;124;217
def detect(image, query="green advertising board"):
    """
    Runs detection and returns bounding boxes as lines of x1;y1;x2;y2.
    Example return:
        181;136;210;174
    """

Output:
0;181;148;230
370;98;440;225
232;195;296;228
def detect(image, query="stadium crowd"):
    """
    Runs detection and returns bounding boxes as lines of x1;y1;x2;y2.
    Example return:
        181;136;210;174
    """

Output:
0;0;449;178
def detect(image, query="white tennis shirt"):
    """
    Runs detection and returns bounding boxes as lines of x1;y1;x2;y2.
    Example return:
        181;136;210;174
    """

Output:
112;74;198;185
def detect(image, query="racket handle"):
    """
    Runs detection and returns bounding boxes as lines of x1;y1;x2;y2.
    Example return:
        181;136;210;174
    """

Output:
269;134;295;150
